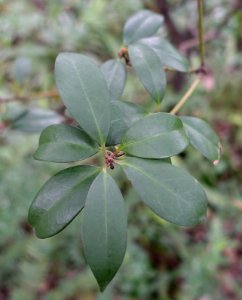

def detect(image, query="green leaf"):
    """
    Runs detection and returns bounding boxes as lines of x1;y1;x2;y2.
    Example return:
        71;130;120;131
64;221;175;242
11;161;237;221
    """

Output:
128;43;166;103
12;57;32;84
34;124;99;163
123;10;164;45
101;59;127;99
140;37;189;72
121;113;189;158
82;171;127;291
55;53;110;145
106;100;146;146
28;165;99;238
120;156;207;226
11;108;63;133
180;116;221;164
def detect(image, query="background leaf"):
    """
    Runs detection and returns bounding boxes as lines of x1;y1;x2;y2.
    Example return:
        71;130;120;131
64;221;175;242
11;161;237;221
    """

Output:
12;57;32;84
34;124;98;163
101;59;127;99
11;108;63;133
28;165;99;238
128;43;166;103
121;112;189;158
123;10;164;45
55;53;110;145
106;100;146;146
180;116;221;163
140;37;189;72
120;156;207;226
82;171;127;291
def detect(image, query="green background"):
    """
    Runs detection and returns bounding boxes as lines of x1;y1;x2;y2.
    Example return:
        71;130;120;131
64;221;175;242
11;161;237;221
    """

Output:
0;0;242;299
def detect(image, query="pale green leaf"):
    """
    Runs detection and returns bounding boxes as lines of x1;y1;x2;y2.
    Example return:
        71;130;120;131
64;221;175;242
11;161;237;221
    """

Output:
101;59;127;99
123;10;164;45
140;37;189;72
128;43;166;103
180;116;221;163
11;108;63;133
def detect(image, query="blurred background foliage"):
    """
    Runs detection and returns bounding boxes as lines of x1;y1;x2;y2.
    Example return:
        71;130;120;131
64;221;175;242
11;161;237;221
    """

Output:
0;0;242;299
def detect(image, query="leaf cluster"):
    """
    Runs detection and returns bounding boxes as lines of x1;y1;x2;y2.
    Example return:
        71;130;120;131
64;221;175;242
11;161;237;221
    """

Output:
28;10;221;291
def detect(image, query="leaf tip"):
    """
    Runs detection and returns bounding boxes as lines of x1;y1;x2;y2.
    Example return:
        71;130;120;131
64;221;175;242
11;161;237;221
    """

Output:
99;283;108;293
213;142;222;166
32;150;39;160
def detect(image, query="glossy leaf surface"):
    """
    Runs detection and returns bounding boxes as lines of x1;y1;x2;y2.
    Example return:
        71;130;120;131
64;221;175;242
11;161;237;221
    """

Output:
121;113;189;158
34;124;98;163
55;53;110;145
180;116;221;163
106;100;146;146
123;10;164;45
128;43;166;103
28;166;99;238
120;157;207;226
101;59;127;99
82;171;127;291
140;37;189;72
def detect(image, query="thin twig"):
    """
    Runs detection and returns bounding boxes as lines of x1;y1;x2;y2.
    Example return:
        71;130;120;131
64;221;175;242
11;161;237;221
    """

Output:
197;0;205;67
0;89;58;104
170;77;201;115
169;0;206;115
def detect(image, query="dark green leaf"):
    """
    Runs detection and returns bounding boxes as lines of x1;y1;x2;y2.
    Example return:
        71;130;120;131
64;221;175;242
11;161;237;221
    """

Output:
140;37;189;72
120;156;207;226
82;171;127;291
28;165;99;238
34;124;99;163
11;108;63;133
101;59;127;99
128;43;166;103
106;101;146;146
121;113;189;158
180;116;221;164
55;53;110;145
123;10;164;45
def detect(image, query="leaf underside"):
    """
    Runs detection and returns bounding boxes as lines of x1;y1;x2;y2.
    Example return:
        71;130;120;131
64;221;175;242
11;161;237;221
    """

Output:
140;37;189;72
123;10;164;45
101;59;127;99
128;43;166;103
180;116;220;163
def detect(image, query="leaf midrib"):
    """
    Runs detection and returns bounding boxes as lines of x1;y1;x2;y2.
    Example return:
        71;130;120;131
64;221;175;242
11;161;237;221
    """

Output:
107;61;119;92
39;140;95;150
64;56;104;145
132;45;161;101
122;161;192;209
102;172;109;267
34;168;99;218
184;122;218;153
121;128;182;149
